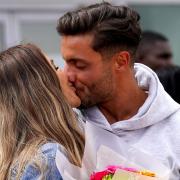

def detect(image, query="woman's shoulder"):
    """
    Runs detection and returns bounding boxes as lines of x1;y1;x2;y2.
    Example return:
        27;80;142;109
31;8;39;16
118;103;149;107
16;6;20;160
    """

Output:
20;142;63;180
40;142;59;159
40;142;68;160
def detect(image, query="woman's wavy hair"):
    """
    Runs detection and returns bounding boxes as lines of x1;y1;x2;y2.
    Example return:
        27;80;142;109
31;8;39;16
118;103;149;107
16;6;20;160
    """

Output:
0;44;84;179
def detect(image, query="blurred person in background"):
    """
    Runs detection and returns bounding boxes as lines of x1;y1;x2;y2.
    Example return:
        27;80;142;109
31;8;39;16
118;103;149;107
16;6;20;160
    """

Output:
135;30;174;71
157;65;180;104
57;2;180;179
0;43;84;179
136;30;180;104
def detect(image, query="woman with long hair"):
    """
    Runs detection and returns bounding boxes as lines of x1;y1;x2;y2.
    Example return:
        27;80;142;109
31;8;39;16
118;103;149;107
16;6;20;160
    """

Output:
0;43;85;179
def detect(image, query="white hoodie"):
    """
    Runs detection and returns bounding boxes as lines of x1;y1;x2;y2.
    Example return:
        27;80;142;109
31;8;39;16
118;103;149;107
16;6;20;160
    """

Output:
81;63;180;179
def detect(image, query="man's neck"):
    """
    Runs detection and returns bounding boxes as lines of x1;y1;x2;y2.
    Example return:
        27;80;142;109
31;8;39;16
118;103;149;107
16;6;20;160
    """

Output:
98;87;148;124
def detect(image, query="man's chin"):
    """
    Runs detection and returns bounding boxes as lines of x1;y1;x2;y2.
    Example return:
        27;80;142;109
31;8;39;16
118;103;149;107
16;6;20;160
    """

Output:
77;99;96;109
77;104;92;110
76;92;97;109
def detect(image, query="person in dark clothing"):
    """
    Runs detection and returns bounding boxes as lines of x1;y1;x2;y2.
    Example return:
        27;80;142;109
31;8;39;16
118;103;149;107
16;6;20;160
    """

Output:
157;65;180;104
135;30;173;71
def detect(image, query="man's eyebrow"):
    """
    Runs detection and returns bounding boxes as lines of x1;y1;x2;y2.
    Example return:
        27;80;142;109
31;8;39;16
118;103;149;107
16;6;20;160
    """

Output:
63;57;86;62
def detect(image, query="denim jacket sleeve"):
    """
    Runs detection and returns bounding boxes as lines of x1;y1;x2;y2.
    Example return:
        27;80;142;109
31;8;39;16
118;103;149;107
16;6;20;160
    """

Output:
20;143;63;180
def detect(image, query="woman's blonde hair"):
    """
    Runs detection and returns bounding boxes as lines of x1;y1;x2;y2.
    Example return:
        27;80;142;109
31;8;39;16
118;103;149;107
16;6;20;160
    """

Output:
0;44;85;179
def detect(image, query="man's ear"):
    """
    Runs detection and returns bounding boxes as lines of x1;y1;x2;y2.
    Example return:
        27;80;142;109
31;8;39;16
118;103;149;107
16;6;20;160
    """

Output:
114;51;131;69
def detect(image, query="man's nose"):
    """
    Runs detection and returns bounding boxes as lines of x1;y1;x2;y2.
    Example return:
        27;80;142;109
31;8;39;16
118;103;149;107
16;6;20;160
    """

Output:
64;66;76;83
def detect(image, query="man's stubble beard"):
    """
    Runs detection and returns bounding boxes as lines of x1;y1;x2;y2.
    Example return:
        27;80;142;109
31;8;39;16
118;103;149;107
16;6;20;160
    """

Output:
78;70;114;109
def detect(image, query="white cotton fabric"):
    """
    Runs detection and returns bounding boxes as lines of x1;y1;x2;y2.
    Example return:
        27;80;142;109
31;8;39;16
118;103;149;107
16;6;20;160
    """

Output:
81;63;180;179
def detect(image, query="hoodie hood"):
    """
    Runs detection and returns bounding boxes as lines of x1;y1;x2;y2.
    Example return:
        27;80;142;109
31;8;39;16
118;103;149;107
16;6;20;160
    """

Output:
82;63;180;131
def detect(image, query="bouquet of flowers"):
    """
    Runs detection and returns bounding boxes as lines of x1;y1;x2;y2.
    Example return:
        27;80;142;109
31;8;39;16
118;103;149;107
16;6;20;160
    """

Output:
90;165;156;180
55;122;171;180
88;144;168;180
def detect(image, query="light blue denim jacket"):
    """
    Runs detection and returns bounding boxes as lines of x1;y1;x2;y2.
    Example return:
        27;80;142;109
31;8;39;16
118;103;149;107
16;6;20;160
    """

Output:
11;143;63;180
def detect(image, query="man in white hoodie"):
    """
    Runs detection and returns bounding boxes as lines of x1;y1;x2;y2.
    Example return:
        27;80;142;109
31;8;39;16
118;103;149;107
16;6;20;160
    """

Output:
57;2;180;179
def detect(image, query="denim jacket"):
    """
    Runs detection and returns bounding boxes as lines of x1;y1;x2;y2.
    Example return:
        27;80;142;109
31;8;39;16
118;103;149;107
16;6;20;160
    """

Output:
11;143;63;180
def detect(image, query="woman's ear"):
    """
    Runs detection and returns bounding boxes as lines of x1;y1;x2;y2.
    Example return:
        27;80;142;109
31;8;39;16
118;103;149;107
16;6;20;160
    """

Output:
115;51;131;69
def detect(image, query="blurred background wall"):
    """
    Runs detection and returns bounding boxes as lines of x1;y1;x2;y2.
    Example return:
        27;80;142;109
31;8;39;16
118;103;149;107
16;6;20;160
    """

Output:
0;0;180;67
131;3;180;67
